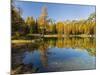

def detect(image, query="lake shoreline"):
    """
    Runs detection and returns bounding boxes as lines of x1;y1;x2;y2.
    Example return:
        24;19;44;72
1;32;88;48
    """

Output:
11;34;96;44
43;34;95;38
28;34;95;37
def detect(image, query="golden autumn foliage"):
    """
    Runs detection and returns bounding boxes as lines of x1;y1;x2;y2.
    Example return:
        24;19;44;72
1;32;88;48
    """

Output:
12;5;96;36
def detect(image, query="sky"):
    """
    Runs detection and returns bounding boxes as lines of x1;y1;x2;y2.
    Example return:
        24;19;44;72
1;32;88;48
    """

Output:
14;0;96;22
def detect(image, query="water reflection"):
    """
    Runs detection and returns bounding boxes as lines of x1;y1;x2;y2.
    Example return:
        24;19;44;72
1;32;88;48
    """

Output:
12;37;96;74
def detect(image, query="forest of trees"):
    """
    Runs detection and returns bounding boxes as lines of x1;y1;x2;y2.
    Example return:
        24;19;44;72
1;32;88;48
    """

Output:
11;2;96;38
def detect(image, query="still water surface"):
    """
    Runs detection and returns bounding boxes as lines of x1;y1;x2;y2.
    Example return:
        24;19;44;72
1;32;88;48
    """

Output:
12;37;96;73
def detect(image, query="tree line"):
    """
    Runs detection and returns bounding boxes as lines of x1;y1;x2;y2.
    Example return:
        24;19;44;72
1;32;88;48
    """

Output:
11;4;96;37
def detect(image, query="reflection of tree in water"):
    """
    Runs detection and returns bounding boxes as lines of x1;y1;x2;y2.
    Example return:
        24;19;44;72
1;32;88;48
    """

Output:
46;37;96;56
11;37;96;74
86;48;96;56
38;39;49;67
23;39;49;68
11;39;49;74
